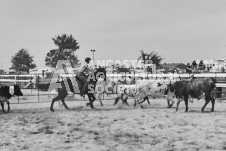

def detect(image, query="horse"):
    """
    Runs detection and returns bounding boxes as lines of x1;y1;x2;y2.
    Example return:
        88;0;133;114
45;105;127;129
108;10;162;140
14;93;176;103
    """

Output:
50;67;106;111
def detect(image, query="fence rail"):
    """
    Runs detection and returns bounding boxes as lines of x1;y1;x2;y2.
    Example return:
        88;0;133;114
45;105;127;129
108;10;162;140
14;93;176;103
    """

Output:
0;73;225;104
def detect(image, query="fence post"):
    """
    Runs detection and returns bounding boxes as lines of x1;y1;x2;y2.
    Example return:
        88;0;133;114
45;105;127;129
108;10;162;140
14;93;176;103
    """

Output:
30;75;32;94
15;75;17;85
17;74;20;104
38;74;40;102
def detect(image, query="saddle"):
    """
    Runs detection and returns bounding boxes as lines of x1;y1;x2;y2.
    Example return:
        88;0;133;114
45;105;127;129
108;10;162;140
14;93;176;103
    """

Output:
75;73;89;89
76;77;84;88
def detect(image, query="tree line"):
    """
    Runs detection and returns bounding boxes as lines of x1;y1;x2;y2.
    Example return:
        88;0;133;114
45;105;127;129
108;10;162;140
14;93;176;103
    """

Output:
10;34;163;73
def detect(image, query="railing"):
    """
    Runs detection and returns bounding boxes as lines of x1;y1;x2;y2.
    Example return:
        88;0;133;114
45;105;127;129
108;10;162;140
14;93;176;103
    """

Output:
0;74;36;84
0;73;225;104
1;73;225;79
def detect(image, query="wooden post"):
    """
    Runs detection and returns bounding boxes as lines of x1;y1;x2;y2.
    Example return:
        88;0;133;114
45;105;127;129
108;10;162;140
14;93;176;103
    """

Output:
38;74;40;102
15;75;17;85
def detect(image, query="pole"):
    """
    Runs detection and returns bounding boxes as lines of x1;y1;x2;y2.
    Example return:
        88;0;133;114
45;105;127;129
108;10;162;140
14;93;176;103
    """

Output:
90;49;95;62
17;74;19;103
38;74;39;102
93;51;95;61
218;63;220;72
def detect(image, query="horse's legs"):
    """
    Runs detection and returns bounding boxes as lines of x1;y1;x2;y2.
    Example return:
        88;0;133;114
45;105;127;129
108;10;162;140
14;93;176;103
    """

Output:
50;95;61;112
61;98;69;110
86;94;90;107
0;102;5;113
7;100;10;112
91;93;96;102
202;95;210;112
210;96;215;112
87;93;95;109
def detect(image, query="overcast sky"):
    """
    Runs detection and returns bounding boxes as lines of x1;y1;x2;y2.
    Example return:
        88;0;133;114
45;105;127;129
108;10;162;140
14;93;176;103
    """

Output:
0;0;226;69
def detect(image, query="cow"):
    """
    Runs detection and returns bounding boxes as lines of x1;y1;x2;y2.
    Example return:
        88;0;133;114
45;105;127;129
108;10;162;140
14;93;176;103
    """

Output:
92;78;117;106
134;80;175;108
94;79;141;107
0;84;23;113
117;76;136;85
113;84;150;106
166;77;216;112
114;80;173;108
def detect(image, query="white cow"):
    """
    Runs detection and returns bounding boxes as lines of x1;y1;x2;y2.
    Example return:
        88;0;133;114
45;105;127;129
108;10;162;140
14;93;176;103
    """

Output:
113;84;145;106
114;81;160;107
95;79;140;106
134;80;176;108
94;77;117;106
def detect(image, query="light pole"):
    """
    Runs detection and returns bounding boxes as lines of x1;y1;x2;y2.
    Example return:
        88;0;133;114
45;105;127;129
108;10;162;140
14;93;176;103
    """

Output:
90;49;95;62
218;63;220;72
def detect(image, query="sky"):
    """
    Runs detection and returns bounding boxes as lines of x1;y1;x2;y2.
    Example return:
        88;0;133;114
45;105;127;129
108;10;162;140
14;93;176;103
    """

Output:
0;0;226;70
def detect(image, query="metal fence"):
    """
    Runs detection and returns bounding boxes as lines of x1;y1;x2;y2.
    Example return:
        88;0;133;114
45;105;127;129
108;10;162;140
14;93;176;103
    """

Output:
0;73;226;104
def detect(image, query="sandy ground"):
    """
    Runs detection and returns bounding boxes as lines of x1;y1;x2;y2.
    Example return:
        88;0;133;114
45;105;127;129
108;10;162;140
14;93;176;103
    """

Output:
1;91;226;151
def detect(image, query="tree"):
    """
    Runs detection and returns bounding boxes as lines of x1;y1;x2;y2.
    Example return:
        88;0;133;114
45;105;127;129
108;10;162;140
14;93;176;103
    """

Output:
192;60;197;68
191;60;197;72
198;60;205;71
11;49;36;73
45;34;80;68
137;50;163;68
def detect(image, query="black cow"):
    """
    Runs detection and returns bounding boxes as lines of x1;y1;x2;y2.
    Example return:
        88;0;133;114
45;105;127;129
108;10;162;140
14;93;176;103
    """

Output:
0;84;23;113
166;78;216;112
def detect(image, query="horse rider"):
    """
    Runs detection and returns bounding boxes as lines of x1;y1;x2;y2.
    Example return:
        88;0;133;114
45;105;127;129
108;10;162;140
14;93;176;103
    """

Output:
76;57;95;96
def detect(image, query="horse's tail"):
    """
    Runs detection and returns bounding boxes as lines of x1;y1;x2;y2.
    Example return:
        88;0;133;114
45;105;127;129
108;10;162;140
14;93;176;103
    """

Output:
210;77;217;88
211;77;217;84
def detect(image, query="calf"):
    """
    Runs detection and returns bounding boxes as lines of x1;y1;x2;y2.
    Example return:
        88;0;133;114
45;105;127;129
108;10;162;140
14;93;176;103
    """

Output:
113;84;149;106
0;84;23;112
135;80;174;108
95;78;117;106
167;77;216;112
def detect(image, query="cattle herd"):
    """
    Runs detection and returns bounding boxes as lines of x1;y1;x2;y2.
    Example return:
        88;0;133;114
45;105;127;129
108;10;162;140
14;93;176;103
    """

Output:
0;76;217;113
95;77;216;112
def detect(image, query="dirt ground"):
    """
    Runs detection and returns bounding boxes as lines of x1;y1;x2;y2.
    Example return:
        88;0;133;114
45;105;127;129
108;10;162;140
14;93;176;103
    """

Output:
1;92;226;151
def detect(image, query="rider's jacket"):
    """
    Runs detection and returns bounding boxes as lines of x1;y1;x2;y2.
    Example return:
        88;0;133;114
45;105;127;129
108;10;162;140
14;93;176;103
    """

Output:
77;62;94;74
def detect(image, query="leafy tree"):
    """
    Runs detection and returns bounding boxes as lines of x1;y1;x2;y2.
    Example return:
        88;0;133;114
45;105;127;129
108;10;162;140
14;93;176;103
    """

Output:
137;50;163;68
11;49;36;73
45;34;80;68
192;60;197;68
198;60;205;71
